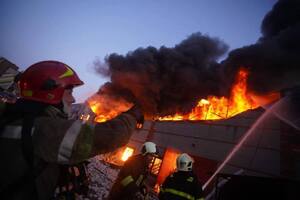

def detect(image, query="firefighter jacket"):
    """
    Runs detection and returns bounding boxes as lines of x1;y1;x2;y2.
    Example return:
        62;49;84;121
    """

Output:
108;154;150;200
0;101;138;200
159;171;204;200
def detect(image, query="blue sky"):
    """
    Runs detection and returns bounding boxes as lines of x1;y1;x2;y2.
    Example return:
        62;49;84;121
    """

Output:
0;0;277;103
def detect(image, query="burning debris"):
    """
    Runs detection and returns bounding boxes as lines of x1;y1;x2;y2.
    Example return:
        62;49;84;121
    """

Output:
85;156;120;200
84;156;159;200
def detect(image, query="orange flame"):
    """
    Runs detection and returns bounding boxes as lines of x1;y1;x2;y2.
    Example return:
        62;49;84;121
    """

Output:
121;147;134;161
88;68;280;122
87;93;132;123
159;68;278;121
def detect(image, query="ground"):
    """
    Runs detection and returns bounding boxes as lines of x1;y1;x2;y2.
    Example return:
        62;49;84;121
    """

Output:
80;156;159;200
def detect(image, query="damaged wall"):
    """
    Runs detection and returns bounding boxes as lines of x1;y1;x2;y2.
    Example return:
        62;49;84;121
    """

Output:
127;107;300;182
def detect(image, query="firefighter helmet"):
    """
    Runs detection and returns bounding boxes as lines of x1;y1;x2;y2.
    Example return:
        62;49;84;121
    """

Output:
19;61;84;104
141;142;157;155
176;153;194;171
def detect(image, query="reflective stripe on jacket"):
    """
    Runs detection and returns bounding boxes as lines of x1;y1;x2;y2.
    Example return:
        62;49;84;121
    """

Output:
121;175;135;186
159;171;204;200
0;102;137;199
160;187;196;200
108;154;149;200
120;174;144;187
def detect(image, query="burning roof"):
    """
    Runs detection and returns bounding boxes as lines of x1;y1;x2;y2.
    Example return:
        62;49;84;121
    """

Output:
88;0;299;123
87;68;279;123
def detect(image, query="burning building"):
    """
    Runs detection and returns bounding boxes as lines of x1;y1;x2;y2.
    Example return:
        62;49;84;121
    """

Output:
81;1;300;198
128;103;300;190
79;93;300;200
81;73;300;199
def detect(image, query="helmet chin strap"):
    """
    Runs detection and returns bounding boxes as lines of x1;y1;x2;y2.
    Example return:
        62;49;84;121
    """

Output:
62;99;72;117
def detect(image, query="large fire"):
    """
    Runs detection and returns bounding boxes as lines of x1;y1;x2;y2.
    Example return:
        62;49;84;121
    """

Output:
87;94;133;123
86;68;279;123
121;147;135;161
159;68;258;121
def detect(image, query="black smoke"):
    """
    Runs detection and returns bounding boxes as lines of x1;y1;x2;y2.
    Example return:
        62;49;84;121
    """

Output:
95;0;300;117
95;33;228;116
221;0;300;95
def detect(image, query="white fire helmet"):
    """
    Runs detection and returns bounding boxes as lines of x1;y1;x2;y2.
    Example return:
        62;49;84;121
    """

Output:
176;153;194;171
141;142;157;155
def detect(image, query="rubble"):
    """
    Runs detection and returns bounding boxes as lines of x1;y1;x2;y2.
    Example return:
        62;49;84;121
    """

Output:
82;155;159;200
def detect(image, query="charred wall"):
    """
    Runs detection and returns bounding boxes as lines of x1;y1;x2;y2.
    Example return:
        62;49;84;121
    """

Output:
127;107;299;180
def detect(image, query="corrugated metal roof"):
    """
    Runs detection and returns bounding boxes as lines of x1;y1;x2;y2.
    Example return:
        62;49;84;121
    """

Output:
0;57;18;75
128;107;300;181
0;58;20;90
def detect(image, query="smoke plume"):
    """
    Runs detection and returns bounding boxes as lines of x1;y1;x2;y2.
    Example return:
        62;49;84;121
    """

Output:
95;33;228;116
221;0;300;95
94;0;300;117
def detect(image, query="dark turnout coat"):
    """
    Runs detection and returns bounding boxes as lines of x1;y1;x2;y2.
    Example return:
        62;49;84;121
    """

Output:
0;100;137;200
108;154;150;200
159;171;204;200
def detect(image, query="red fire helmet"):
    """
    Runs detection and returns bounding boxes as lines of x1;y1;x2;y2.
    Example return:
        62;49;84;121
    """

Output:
19;61;84;104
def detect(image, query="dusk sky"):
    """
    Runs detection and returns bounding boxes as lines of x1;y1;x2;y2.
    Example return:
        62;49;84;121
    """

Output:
0;0;277;103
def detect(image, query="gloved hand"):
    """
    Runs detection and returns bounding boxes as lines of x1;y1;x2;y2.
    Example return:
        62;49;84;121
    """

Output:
77;102;96;122
125;104;144;129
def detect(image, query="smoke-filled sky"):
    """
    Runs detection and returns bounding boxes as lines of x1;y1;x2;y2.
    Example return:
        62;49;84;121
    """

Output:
5;0;300;114
222;0;300;95
1;0;278;105
96;0;300;116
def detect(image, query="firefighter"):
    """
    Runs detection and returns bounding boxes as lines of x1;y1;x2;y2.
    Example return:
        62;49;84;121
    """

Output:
0;60;143;200
159;153;204;200
108;141;157;200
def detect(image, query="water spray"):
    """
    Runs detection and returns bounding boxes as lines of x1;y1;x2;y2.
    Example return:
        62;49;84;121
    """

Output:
202;97;286;190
